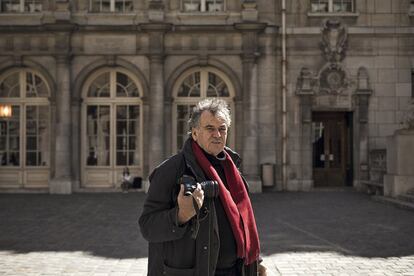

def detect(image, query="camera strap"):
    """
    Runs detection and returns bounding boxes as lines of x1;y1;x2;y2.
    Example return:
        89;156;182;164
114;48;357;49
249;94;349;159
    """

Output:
190;196;201;239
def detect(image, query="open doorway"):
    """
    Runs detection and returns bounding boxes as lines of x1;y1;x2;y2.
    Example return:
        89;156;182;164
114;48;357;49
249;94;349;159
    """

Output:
312;112;353;187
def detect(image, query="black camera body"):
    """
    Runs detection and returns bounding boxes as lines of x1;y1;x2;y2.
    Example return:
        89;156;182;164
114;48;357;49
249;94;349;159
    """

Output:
181;175;219;198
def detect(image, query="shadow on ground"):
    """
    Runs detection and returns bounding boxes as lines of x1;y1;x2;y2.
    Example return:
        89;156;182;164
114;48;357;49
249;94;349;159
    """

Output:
0;191;413;259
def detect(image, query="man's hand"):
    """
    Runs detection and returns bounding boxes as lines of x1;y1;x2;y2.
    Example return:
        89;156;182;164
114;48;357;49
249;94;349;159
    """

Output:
177;184;204;224
258;263;267;276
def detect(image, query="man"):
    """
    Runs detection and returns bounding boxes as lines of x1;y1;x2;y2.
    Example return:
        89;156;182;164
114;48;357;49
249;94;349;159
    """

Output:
139;98;267;276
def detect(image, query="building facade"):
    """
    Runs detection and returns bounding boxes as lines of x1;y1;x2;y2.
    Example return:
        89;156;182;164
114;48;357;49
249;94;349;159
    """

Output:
0;0;413;193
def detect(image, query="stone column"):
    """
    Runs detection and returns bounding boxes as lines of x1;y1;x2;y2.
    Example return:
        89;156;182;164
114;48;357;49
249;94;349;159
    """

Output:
50;54;72;194
296;68;315;190
355;89;371;190
241;53;261;192
235;23;266;192
141;23;171;172
299;94;314;190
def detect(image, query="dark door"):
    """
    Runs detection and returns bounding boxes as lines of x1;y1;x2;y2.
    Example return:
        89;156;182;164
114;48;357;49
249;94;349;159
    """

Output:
312;112;350;187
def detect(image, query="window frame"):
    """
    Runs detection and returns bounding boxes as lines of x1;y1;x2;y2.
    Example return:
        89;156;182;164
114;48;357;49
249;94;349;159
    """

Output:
172;67;235;153
309;0;356;15
81;67;144;189
181;0;225;13
0;0;43;13
0;69;50;169
89;0;133;13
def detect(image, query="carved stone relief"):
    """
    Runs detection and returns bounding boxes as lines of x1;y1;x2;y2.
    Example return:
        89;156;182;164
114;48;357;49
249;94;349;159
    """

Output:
320;18;347;63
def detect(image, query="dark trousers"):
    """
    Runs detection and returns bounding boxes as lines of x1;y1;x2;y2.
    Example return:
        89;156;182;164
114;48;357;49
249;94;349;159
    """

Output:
215;265;241;276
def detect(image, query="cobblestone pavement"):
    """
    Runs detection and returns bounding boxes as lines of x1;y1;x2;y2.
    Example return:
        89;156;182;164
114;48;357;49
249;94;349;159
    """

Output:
0;190;413;276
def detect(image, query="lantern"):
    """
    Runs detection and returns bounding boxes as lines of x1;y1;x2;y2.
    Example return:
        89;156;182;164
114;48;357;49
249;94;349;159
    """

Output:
0;105;12;118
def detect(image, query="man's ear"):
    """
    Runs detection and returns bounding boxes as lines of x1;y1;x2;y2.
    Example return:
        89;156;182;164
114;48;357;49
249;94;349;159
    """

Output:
191;129;198;141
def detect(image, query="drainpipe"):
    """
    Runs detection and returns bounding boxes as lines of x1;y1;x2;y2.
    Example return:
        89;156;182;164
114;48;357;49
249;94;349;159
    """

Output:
281;0;287;190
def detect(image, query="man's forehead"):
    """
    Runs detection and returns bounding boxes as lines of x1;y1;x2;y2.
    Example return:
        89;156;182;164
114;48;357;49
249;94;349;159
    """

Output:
199;111;226;126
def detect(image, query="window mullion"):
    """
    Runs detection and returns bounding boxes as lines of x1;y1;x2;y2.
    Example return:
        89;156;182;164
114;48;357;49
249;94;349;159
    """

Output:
329;0;333;12
110;0;115;12
201;0;206;12
110;70;116;99
21;104;25;169
200;70;207;97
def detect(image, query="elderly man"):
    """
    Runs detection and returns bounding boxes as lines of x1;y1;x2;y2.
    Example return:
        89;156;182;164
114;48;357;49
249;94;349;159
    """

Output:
139;98;266;276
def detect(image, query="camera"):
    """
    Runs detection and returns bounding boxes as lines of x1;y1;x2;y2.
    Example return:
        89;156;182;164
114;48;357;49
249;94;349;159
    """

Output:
181;175;219;198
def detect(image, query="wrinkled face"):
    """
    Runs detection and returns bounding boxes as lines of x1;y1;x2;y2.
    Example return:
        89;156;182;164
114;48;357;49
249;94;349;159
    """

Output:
192;111;228;156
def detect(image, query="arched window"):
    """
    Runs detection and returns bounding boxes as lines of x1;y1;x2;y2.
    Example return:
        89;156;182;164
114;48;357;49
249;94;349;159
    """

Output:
0;69;50;188
81;68;143;188
173;67;234;152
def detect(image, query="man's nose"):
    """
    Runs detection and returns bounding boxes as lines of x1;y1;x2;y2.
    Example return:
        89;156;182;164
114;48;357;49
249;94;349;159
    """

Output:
212;128;221;137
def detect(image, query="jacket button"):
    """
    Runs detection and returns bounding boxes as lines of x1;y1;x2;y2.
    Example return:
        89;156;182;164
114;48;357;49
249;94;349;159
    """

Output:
203;246;208;250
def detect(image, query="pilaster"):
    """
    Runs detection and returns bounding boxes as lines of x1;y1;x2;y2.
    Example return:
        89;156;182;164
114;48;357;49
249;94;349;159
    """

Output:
50;54;72;194
235;23;266;192
141;23;172;172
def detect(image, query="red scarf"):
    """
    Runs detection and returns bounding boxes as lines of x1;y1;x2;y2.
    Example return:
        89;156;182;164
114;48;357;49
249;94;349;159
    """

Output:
191;140;260;265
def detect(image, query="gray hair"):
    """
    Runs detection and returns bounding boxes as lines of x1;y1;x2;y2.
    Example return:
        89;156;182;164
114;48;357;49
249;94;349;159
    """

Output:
188;98;231;134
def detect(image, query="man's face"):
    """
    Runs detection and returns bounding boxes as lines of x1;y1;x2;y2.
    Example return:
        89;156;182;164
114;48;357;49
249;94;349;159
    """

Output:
192;110;228;156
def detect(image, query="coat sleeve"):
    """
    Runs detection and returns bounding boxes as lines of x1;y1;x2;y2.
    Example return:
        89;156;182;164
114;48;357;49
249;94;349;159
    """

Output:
138;156;189;243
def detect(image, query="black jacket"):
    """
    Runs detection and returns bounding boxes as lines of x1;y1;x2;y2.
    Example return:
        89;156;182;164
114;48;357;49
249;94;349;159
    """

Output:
139;138;258;276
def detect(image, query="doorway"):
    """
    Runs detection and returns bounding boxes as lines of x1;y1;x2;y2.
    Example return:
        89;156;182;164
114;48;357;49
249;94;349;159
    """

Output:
312;112;352;187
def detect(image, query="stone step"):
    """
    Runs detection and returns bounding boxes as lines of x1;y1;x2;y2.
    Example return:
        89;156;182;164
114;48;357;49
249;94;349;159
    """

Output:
399;194;414;204
372;195;414;211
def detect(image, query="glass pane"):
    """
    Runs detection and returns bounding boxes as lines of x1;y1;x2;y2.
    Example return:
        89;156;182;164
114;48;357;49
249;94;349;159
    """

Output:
26;136;37;150
0;137;5;150
90;0;100;12
0;72;20;97
311;0;328;12
86;105;110;166
88;72;110;97
26;152;37;166
26;72;48;97
129;151;138;165
9;152;19;166
183;0;201;12
206;0;223;12
312;122;325;168
117;151;127;166
90;0;111;12
1;0;20;12
116;72;139;97
116;105;140;166
177;72;200;97
0;105;20;167
176;104;194;151
115;0;133;12
24;0;42;12
25;105;49;166
129;136;136;150
207;72;229;97
333;0;352;12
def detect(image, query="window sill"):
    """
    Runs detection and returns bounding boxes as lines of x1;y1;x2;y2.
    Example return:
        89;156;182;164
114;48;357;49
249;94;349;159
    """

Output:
307;12;359;18
87;12;136;15
177;11;229;20
0;12;43;15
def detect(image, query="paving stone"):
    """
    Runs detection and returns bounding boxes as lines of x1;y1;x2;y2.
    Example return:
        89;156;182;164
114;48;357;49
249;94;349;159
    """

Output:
0;191;414;275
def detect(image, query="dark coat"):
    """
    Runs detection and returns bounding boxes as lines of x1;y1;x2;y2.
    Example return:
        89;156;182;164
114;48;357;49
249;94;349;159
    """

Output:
139;138;258;276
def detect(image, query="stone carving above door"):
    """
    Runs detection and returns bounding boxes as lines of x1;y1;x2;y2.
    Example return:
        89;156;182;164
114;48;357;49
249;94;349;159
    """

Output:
320;19;348;63
319;63;350;95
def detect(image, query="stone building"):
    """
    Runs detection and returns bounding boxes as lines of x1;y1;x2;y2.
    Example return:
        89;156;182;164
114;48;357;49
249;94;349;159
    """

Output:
0;0;413;194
